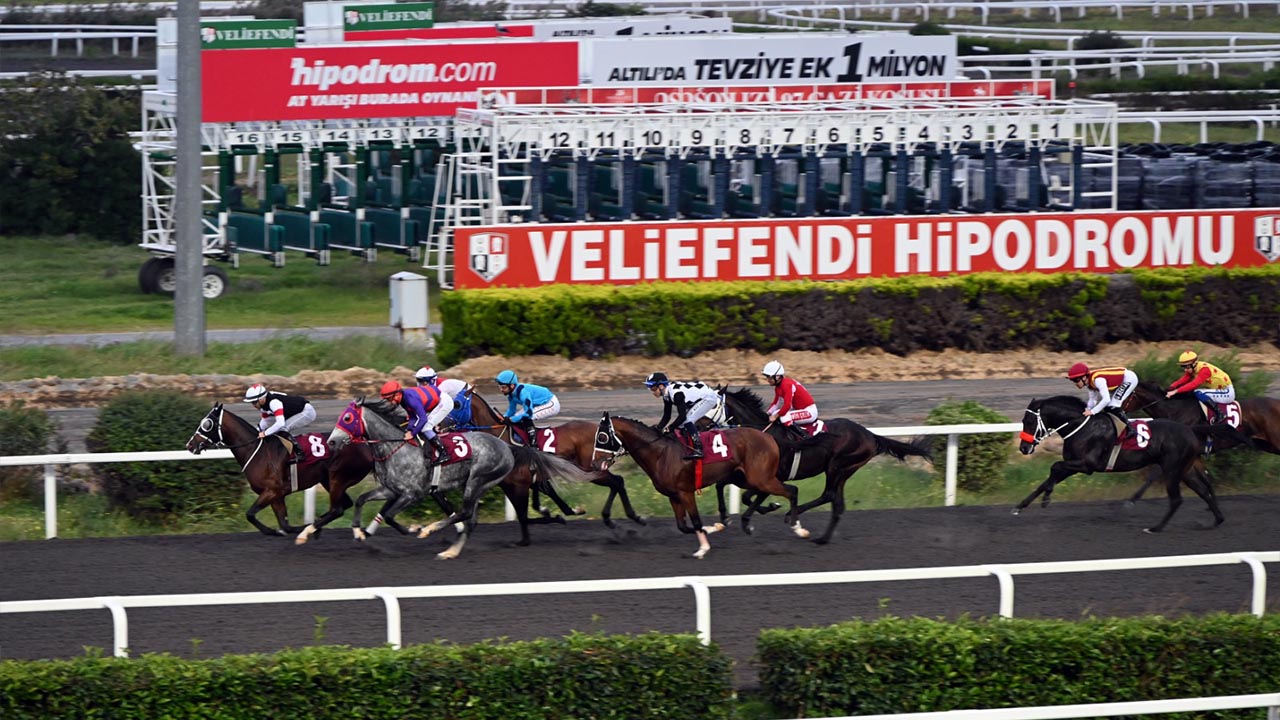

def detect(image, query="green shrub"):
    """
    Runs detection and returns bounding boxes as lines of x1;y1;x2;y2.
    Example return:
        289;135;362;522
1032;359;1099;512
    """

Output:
85;391;243;523
925;401;1010;493
0;633;733;720
758;614;1280;718
0;401;56;501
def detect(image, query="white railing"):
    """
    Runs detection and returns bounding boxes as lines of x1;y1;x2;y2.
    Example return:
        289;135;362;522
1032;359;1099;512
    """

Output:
0;24;155;58
0;422;1022;539
1;551;1273;657
798;692;1280;720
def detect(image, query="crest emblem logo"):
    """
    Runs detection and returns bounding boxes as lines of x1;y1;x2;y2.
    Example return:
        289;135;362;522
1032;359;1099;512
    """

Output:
1256;215;1280;262
469;232;509;283
344;11;360;25
200;26;218;43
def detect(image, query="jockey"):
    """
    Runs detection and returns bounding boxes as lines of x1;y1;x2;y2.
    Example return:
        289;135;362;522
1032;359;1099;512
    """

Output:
644;371;719;459
1066;362;1138;439
762;360;818;429
417;365;473;428
244;383;315;462
495;369;560;442
1166;350;1235;423
380;379;452;465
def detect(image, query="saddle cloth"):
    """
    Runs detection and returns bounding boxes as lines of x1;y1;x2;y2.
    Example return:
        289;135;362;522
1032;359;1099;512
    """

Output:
676;429;734;464
1200;400;1242;428
293;433;328;467
434;432;473;464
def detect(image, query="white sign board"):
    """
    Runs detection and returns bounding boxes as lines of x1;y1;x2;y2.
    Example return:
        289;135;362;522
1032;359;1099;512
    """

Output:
532;16;730;38
588;34;957;86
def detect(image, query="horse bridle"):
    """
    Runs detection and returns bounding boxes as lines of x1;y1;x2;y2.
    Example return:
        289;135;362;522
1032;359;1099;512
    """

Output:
1020;407;1092;448
341;404;414;463
189;405;266;470
592;416;628;471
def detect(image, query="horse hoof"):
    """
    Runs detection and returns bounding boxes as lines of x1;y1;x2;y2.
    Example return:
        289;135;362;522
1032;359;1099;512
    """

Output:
435;551;458;560
406;524;423;533
692;549;709;559
554;516;567;525
1143;527;1162;534
417;529;432;539
713;522;726;532
572;506;586;515
294;535;309;546
1123;500;1136;508
794;527;811;539
742;524;755;536
352;529;367;542
812;536;832;546
632;517;647;526
1010;507;1022;516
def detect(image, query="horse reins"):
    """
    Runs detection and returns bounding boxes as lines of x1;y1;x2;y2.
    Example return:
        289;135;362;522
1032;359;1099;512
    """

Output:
193;405;266;470
1020;408;1093;447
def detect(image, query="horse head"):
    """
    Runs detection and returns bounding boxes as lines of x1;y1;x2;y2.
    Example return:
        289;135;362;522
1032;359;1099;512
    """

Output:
186;402;225;454
328;400;366;452
1019;395;1088;455
594;411;623;468
724;387;771;428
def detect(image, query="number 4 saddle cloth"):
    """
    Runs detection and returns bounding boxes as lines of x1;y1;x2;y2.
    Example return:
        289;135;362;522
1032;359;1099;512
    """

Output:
675;428;735;464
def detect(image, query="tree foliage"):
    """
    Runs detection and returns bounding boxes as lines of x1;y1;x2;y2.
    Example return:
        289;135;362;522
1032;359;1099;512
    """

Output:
0;72;142;244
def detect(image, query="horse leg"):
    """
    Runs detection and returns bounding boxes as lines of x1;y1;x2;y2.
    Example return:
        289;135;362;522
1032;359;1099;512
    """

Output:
596;473;646;527
1145;474;1184;534
245;490;287;537
432;478;501;558
268;498;305;535
536;478;585;518
1125;466;1157;507
1012;461;1079;514
811;467;857;545
779;482;809;540
1181;463;1225;529
296;481;356;545
350;486;396;541
678;491;713;559
501;482;533;547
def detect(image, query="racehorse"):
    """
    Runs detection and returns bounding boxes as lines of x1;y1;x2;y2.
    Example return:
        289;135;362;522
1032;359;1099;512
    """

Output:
1014;395;1230;533
449;389;647;529
327;398;603;558
716;387;933;544
594;412;803;558
186;402;373;539
1125;380;1280;454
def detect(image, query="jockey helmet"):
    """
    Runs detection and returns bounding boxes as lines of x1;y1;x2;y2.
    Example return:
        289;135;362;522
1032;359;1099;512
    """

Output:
762;360;785;378
415;366;438;384
495;370;518;385
644;372;668;387
1066;362;1090;380
244;383;268;403
1178;350;1198;366
379;380;403;401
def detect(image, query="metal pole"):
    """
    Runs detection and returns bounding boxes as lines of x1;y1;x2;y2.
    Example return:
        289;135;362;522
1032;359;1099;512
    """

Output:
43;464;57;539
174;0;206;356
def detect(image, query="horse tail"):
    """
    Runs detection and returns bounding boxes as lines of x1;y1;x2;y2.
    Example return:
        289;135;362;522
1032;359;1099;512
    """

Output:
510;445;607;486
874;434;934;464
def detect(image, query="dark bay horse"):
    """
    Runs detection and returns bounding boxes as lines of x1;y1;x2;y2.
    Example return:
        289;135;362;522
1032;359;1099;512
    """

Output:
186;402;372;539
594;412;802;558
1125;380;1280;454
327;398;603;558
450;389;646;529
716;387;933;544
1015;395;1229;533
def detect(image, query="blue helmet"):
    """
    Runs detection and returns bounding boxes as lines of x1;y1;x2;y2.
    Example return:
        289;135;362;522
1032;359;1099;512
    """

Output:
644;372;668;387
495;370;518;385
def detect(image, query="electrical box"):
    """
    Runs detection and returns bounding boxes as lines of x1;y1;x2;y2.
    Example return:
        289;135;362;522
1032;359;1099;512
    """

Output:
389;271;429;347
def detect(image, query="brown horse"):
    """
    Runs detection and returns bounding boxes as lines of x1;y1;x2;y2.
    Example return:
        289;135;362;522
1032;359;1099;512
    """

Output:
594;412;804;558
186;402;372;540
449;390;646;529
1125;380;1280;454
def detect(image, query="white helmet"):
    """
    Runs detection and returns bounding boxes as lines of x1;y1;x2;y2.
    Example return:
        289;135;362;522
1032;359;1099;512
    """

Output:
762;360;785;378
415;366;438;384
244;383;268;403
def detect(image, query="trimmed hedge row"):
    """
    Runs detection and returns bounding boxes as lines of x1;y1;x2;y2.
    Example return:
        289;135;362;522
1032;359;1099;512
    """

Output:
0;633;732;720
757;614;1280;718
436;266;1280;366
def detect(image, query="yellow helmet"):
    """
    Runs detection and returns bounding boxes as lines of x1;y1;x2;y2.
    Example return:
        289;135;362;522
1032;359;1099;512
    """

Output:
1178;350;1198;365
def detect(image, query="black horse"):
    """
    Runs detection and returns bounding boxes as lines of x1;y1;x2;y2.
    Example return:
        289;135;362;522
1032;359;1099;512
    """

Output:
1014;395;1232;533
715;387;933;544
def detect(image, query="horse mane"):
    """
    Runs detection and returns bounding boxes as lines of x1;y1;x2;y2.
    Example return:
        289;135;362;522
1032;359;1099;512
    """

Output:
357;397;407;430
613;416;663;438
1037;395;1087;411
725;387;771;423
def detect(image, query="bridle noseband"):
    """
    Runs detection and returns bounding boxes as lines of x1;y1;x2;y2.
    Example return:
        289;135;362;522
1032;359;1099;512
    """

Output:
593;416;628;470
189;405;266;470
1020;407;1091;448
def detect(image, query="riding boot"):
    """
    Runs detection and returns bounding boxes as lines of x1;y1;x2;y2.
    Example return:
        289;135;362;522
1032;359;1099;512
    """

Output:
1206;404;1221;425
682;421;703;459
429;435;448;465
520;417;537;444
1108;408;1135;439
279;431;301;463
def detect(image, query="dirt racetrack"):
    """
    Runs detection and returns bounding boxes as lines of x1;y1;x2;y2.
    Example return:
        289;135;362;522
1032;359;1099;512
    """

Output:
3;495;1277;689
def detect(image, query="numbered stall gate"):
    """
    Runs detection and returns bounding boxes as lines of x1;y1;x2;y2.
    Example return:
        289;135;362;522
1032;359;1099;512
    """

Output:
137;88;455;276
431;95;1118;288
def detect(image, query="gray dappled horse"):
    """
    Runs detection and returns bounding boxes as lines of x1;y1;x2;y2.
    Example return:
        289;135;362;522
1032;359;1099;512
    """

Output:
327;397;600;558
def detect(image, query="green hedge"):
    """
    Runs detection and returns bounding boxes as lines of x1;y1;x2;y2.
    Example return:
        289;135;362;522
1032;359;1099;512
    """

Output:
925;401;1010;493
436;267;1280;366
0;633;732;720
757;614;1280;718
0;400;56;501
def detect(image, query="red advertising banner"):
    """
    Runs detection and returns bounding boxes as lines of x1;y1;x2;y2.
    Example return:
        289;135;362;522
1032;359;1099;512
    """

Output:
482;79;1055;106
454;209;1280;289
201;41;577;122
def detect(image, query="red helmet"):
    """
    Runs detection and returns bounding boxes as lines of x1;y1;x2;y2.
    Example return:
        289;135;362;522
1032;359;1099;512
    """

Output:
1066;362;1089;380
379;380;403;399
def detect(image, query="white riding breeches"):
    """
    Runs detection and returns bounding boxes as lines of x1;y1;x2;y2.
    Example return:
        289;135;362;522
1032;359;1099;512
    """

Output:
782;404;818;426
531;396;560;422
1198;386;1236;404
281;404;317;434
684;395;719;425
423;394;455;439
